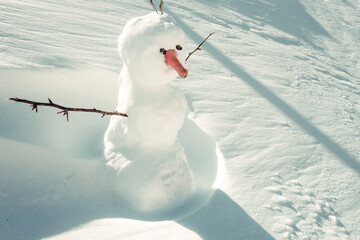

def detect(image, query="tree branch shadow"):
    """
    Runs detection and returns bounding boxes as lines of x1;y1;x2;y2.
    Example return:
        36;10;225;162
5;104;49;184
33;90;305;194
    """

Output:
190;0;335;48
168;10;360;174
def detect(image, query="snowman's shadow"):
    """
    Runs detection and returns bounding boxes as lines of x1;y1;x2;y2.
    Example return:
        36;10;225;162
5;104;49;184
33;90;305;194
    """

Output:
168;121;275;239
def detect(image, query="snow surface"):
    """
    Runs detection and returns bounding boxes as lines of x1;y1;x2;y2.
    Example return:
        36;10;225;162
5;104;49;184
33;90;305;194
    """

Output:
1;0;360;239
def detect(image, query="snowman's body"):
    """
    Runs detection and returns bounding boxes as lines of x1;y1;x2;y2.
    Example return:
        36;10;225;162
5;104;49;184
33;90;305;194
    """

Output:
104;12;194;211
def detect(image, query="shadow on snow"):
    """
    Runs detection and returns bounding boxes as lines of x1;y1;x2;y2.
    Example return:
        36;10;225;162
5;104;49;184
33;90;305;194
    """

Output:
194;0;334;48
168;7;360;174
178;190;275;240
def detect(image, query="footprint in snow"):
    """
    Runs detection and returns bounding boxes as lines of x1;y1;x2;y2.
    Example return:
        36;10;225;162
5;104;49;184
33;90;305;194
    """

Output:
263;174;349;239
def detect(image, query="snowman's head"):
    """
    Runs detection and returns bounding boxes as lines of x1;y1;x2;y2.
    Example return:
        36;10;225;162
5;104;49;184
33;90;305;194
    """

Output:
118;12;187;87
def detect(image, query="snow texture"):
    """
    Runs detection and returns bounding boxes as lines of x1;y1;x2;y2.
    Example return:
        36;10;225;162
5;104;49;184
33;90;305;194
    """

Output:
1;0;360;239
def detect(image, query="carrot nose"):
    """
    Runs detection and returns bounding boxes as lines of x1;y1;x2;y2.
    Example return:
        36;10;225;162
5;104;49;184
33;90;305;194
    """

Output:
164;49;188;78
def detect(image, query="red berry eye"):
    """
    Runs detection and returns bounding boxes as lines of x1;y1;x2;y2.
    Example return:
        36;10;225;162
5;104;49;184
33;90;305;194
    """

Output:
176;45;182;51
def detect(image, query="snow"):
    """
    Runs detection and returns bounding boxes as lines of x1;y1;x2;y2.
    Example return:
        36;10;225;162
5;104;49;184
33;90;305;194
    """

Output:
1;0;360;239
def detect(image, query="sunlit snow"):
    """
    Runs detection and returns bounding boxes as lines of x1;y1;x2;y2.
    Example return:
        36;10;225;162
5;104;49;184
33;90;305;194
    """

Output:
1;0;359;239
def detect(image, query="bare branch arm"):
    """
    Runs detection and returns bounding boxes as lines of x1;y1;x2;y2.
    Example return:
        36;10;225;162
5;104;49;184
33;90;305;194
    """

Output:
185;32;214;63
8;97;128;121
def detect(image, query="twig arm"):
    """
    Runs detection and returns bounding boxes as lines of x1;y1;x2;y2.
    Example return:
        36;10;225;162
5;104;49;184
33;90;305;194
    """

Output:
185;32;214;63
8;97;128;121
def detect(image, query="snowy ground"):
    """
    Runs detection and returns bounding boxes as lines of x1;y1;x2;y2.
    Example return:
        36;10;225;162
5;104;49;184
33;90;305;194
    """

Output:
1;0;359;239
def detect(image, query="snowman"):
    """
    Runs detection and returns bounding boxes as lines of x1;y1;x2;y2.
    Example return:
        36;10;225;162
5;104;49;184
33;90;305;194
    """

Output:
104;10;196;212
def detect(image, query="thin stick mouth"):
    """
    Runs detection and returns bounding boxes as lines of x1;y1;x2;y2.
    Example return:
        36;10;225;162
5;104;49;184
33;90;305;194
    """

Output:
164;49;188;78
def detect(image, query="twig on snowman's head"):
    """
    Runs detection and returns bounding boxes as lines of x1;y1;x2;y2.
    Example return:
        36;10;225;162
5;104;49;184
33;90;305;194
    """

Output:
8;97;128;122
150;0;159;14
159;0;164;14
185;32;214;63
